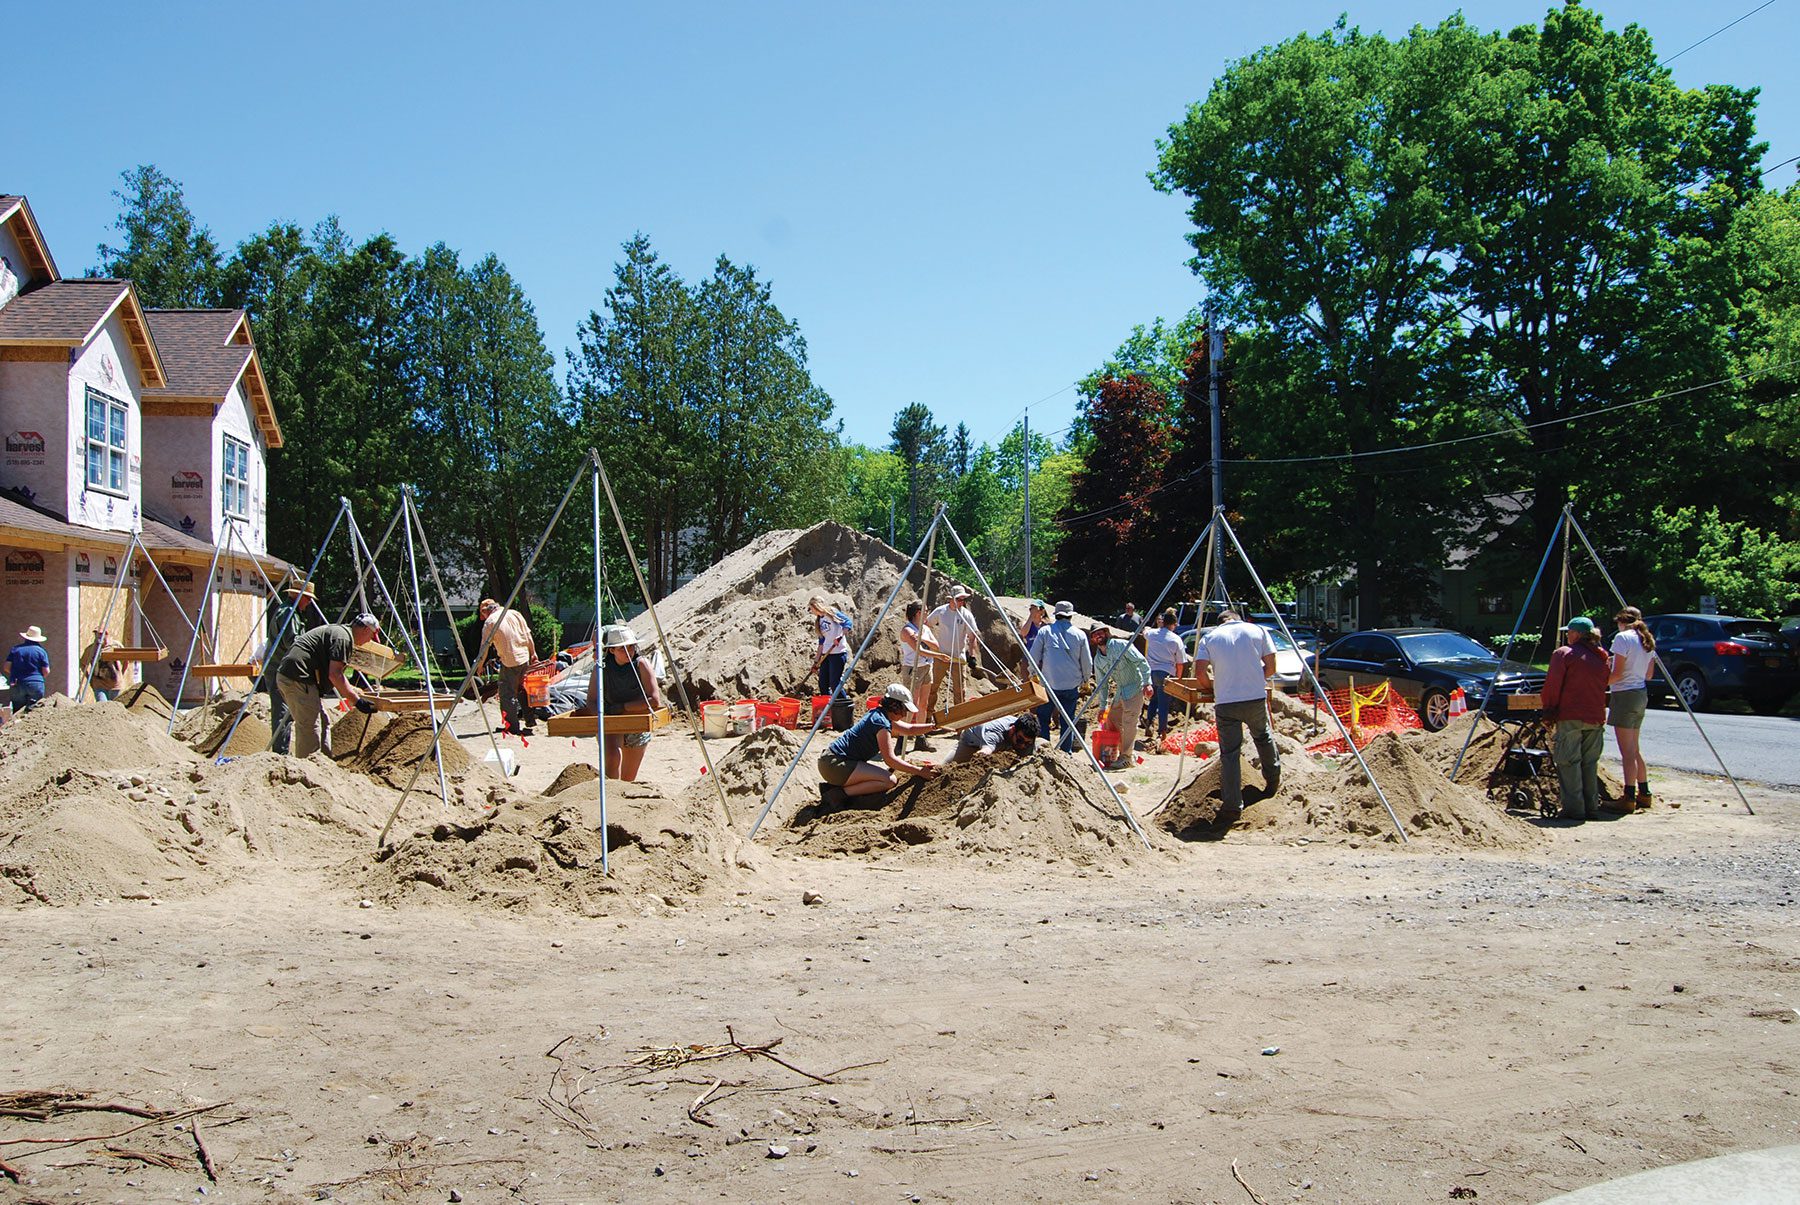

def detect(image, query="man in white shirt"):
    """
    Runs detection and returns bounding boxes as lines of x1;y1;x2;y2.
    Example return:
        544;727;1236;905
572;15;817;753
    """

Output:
1193;610;1279;811
1143;607;1189;739
480;598;539;735
926;586;980;712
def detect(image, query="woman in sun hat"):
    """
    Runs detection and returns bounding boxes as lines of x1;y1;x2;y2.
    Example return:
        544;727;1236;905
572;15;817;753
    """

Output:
6;624;51;714
584;625;663;781
815;682;941;801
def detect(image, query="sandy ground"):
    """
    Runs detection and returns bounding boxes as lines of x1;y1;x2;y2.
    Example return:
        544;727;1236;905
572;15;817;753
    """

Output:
4;705;1799;1204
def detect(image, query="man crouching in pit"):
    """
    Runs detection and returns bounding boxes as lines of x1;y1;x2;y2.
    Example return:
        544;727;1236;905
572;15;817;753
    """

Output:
817;683;940;801
946;712;1038;764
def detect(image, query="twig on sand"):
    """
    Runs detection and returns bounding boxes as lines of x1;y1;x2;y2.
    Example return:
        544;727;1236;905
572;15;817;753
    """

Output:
0;1101;231;1152
1231;1158;1271;1205
192;1118;219;1181
103;1146;188;1170
0;1155;21;1182
687;1079;723;1127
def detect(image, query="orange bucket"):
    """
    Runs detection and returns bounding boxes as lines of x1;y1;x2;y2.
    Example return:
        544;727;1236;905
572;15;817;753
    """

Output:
754;701;782;729
776;697;801;729
810;694;832;727
1092;728;1121;761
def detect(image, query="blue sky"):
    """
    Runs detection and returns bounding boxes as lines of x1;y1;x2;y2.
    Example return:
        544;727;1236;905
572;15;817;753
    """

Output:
11;2;1795;450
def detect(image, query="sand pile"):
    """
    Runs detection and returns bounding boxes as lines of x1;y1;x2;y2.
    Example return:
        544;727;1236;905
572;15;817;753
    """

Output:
118;682;173;720
1158;731;1540;850
778;750;1152;866
629;520;1037;702
172;690;272;757
358;779;742;914
329;710;474;788
544;762;601;797
1405;717;1628;810
0;700;402;904
689;726;820;831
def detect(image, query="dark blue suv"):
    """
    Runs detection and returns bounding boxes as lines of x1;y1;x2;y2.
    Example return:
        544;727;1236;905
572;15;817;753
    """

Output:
1642;614;1800;714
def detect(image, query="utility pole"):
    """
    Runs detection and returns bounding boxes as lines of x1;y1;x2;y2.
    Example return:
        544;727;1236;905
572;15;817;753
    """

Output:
1208;309;1228;605
1022;411;1033;600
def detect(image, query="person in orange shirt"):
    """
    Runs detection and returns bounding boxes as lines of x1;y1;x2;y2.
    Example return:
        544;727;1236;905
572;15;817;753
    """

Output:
479;598;539;735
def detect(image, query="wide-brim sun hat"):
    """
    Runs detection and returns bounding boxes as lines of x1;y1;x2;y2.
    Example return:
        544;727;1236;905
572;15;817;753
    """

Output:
284;579;319;600
19;626;46;642
603;625;640;649
882;682;917;711
1053;601;1075;617
950;586;972;600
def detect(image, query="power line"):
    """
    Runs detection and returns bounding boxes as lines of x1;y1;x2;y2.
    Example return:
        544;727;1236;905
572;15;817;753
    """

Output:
1659;0;1779;65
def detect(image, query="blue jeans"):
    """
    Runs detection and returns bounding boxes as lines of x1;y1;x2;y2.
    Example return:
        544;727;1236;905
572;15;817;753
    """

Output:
1148;670;1172;733
818;651;846;697
10;684;45;715
93;688;118;702
1043;687;1082;752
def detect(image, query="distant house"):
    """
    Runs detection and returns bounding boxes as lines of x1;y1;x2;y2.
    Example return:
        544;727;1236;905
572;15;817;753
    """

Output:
0;194;285;702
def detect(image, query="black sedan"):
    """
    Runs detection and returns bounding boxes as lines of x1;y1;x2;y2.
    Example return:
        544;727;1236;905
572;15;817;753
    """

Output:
1642;614;1800;714
1307;627;1545;731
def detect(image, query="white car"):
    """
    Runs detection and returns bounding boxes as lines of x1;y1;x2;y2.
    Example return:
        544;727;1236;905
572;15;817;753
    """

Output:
1187;625;1306;694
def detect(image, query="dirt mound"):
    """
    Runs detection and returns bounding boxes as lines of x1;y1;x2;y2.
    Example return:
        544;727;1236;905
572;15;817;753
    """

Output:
0;695;195;790
778;750;1152;866
0;743;404;905
329;710;473;788
689;726;820;831
118;682;173;720
358;781;742;914
1160;731;1540;850
544;762;600;797
172;690;272;757
630;520;1030;703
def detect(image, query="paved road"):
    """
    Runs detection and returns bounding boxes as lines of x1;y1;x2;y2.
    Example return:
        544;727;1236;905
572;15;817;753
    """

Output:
1604;704;1800;787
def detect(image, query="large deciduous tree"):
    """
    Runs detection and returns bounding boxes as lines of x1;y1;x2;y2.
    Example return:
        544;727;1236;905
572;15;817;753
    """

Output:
1048;375;1174;605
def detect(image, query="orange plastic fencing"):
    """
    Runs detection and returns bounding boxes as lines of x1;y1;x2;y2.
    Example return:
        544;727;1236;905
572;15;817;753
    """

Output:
1298;681;1422;754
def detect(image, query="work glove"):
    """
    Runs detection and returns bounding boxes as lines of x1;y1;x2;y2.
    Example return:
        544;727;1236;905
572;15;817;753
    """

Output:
354;697;377;715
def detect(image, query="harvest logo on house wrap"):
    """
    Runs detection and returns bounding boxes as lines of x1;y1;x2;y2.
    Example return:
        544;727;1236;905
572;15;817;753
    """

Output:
4;550;47;584
162;564;196;586
5;430;47;467
171;469;204;493
104;555;119;578
75;552;91;576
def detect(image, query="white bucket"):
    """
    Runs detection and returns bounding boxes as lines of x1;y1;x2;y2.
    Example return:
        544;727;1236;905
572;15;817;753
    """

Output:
701;701;727;739
727;701;755;736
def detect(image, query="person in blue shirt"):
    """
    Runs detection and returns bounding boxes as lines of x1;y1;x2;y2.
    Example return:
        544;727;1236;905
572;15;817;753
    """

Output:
6;624;52;715
817;682;940;800
1028;601;1093;752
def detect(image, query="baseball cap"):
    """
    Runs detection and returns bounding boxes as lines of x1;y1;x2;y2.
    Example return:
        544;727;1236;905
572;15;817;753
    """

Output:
882;682;917;711
1566;616;1596;634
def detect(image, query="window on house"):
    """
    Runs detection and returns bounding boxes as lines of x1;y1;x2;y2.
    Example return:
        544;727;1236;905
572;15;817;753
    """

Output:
85;389;128;495
222;436;250;517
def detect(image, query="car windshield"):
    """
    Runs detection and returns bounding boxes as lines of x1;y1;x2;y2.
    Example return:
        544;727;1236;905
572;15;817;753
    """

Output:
1395;631;1492;663
1722;620;1780;639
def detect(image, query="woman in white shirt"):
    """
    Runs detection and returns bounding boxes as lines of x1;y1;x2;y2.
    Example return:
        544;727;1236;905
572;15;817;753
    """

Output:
1608;605;1657;808
897;601;941;751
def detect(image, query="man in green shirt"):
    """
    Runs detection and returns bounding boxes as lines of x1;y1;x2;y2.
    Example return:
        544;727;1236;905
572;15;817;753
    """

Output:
1089;627;1151;769
276;614;381;758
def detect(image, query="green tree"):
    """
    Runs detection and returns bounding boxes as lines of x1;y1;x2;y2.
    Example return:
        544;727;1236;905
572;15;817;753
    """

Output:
93;165;222;307
1048;375;1174;605
889;403;948;548
569;236;701;599
690;255;841;568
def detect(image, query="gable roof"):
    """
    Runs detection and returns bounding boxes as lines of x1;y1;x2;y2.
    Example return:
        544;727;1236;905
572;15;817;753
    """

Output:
141;308;283;448
0;195;60;283
0;278;166;387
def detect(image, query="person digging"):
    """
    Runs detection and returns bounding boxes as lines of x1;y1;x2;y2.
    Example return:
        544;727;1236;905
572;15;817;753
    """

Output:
816;682;940;803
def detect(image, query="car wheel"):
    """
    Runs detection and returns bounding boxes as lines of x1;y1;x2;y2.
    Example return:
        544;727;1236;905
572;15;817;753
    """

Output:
1674;668;1708;711
1418;687;1452;732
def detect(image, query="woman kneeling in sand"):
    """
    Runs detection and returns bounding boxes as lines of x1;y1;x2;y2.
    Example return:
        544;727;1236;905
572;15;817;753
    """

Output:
817;683;940;800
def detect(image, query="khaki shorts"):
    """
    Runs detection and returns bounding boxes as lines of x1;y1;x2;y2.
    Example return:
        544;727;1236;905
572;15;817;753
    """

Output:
818;753;856;786
1608;688;1647;730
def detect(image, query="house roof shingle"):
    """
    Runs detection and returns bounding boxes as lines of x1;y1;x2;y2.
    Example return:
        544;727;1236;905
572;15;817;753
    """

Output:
0;195;60;283
141;309;283;448
0;278;166;387
0;489;286;573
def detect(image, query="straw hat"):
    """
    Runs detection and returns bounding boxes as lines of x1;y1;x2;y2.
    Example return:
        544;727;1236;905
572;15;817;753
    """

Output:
284;579;318;601
19;625;45;642
602;625;640;649
950;586;972;600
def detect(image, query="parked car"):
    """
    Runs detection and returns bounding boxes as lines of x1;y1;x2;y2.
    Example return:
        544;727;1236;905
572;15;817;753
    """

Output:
1641;614;1800;713
1253;617;1324;655
1306;627;1544;732
1188;625;1307;694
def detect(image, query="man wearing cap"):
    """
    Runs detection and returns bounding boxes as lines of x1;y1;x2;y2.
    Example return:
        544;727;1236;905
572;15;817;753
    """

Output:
277;614;381;759
1193;609;1280;812
5;624;51;715
1543;616;1611;822
817;682;941;800
1089;626;1151;769
479;598;539;736
259;578;321;754
1029;601;1093;752
82;627;126;701
925;587;981;713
